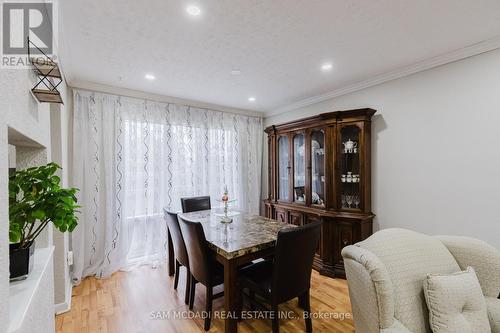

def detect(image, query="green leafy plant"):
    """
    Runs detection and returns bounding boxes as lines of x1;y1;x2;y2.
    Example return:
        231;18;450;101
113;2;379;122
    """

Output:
9;162;80;248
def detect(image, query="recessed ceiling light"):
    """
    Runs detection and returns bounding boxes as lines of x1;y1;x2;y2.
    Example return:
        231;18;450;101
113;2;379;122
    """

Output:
248;97;256;102
321;63;333;72
145;74;155;80
186;5;201;16
231;69;241;75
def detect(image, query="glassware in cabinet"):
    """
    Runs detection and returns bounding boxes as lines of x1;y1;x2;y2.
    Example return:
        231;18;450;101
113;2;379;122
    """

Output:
293;133;306;203
277;136;290;201
311;129;325;206
340;125;361;210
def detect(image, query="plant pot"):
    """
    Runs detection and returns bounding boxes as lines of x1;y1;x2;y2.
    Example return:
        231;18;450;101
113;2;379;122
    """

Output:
9;241;35;281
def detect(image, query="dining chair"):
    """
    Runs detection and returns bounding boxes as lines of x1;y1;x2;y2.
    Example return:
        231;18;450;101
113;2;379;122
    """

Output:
163;209;191;304
239;221;322;333
180;196;211;213
178;215;224;331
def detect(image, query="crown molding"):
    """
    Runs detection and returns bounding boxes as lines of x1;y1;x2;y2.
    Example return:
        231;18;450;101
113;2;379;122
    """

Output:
266;36;500;117
68;80;264;118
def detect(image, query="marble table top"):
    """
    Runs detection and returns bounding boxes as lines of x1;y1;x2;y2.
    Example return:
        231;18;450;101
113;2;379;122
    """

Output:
178;209;295;259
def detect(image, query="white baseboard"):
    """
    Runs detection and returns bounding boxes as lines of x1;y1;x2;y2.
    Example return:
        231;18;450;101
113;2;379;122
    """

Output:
54;281;73;315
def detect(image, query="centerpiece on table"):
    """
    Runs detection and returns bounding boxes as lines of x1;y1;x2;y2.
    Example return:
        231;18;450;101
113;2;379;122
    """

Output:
9;162;80;281
217;186;236;224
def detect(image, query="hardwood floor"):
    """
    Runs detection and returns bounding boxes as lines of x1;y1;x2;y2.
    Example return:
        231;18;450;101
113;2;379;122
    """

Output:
56;265;354;333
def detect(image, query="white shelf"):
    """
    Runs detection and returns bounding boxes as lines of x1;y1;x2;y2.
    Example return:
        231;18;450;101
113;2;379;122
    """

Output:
8;246;54;333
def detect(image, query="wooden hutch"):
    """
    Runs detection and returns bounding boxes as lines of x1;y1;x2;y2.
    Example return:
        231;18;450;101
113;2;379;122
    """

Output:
264;108;376;278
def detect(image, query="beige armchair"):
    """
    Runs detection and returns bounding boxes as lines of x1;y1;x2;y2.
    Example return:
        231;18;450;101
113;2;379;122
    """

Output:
341;228;500;333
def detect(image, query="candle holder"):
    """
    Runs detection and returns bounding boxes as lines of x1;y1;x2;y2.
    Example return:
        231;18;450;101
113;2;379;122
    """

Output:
217;186;236;223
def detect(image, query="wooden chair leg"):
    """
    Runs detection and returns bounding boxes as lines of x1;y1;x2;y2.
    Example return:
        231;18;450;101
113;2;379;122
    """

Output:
184;270;191;305
173;260;180;290
189;278;196;310
237;289;243;322
298;293;306;309
204;286;213;331
272;304;280;333
304;290;312;333
249;290;255;311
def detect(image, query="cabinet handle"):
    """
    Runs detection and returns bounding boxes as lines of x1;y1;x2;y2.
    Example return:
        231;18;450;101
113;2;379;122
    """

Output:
342;239;349;246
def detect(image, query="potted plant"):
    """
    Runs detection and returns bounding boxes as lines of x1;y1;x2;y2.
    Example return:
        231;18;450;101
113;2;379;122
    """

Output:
9;162;79;281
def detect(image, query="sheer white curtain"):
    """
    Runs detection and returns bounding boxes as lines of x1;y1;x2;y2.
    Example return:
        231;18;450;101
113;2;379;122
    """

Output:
71;89;262;282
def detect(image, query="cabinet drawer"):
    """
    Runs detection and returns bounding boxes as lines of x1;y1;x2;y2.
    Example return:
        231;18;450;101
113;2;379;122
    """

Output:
275;208;288;223
289;210;304;226
334;221;355;266
264;203;273;219
305;214;322;256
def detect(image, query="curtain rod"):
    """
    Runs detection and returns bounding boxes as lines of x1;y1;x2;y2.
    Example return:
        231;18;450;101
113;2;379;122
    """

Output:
71;84;263;120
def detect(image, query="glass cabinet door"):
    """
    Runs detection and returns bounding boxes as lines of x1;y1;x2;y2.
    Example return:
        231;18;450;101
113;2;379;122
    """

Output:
311;130;325;206
277;136;290;201
293;133;306;203
340;125;361;210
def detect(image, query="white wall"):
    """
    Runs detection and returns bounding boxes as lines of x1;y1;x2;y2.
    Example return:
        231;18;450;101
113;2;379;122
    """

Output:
0;123;9;333
264;48;500;249
50;81;73;313
0;67;52;332
0;1;66;324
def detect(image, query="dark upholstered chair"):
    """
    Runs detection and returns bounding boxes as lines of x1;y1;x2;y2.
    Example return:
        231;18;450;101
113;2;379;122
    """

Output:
239;221;322;333
181;196;211;213
163;209;191;304
178;216;224;331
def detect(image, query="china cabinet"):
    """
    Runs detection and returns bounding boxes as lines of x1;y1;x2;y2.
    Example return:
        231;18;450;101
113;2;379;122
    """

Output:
264;108;376;277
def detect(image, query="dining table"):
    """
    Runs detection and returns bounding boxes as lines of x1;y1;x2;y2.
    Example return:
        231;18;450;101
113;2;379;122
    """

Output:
169;209;295;333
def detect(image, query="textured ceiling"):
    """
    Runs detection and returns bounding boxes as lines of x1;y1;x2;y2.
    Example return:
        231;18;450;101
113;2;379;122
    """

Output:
59;0;500;113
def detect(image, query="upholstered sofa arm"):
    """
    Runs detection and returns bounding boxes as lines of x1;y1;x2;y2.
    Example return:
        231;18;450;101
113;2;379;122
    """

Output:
436;236;500;298
380;319;413;333
342;245;396;332
486;297;500;333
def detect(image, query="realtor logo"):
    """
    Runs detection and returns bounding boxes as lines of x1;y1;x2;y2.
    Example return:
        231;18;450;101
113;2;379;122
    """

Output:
1;1;55;68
